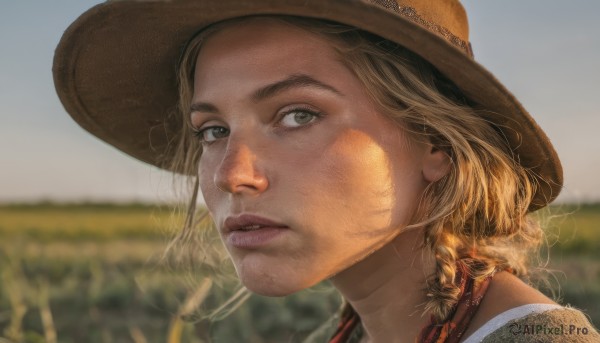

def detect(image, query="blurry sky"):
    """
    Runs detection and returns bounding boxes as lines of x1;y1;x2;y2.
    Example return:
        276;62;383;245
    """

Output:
0;1;599;204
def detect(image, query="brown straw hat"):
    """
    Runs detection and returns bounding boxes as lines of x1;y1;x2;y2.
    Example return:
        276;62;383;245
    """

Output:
53;0;562;210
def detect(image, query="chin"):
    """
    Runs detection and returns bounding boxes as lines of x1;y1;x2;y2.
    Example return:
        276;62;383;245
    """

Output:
239;272;316;297
235;261;318;297
243;282;298;297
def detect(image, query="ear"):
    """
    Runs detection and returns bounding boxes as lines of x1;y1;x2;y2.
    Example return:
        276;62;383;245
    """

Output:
422;145;451;183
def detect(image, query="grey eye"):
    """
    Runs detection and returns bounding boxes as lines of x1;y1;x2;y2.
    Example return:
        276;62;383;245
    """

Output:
280;110;317;127
201;126;229;142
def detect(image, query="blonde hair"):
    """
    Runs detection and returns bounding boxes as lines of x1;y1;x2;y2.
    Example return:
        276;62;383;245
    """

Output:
168;16;546;323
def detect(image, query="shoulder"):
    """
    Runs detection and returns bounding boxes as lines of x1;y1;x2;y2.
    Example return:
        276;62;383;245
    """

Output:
480;306;600;343
462;270;557;338
461;270;598;342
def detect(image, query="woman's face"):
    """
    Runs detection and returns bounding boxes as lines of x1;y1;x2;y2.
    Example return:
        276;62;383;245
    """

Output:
191;19;434;296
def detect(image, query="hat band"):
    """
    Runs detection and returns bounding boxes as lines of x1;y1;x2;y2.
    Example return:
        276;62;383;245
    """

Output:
369;0;473;57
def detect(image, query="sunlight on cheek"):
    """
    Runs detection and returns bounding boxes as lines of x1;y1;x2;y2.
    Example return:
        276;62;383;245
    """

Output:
325;129;396;226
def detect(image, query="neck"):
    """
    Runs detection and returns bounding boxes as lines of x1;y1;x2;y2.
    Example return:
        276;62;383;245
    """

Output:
330;229;435;343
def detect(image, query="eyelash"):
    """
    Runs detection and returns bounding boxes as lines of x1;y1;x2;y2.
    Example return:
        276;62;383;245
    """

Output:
192;106;324;144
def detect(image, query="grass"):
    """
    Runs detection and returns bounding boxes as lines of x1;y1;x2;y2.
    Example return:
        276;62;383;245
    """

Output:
0;202;598;342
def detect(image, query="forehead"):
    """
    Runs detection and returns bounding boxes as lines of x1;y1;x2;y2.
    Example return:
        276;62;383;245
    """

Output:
193;18;347;94
197;17;338;60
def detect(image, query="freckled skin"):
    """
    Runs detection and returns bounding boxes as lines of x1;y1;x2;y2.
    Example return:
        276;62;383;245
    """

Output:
192;19;430;296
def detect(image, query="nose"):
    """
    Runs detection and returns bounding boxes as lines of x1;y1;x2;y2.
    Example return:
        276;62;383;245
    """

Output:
214;139;269;195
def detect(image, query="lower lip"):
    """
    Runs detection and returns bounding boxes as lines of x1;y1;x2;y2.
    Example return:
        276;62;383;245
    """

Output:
226;227;287;249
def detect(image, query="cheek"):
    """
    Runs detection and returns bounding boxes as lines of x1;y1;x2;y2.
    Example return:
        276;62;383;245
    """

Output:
297;129;400;232
198;151;222;212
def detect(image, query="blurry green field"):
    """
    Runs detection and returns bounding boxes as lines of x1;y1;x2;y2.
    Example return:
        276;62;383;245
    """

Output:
0;202;598;342
0;203;341;343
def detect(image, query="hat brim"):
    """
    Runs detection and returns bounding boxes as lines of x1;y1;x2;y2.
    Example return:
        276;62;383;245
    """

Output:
52;0;562;210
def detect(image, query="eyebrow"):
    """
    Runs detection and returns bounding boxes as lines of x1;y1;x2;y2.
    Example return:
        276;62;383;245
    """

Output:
190;102;218;114
189;74;343;114
252;74;344;101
